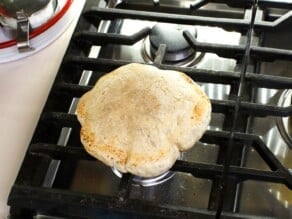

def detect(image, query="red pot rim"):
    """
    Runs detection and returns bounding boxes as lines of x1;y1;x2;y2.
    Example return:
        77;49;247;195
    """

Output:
0;0;73;49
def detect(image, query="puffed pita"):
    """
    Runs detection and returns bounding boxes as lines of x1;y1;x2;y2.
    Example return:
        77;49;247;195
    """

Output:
76;63;211;177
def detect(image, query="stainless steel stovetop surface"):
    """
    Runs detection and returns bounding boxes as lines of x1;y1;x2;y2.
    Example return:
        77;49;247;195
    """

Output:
22;0;292;218
43;0;291;218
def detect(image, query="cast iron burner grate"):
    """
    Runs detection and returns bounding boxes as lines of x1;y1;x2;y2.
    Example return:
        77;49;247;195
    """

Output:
7;0;292;218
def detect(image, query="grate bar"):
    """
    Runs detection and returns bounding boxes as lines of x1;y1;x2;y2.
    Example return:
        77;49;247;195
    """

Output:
215;1;258;217
28;140;292;187
250;45;292;61
258;0;292;8
184;30;292;61
70;20;292;62
85;7;250;31
252;136;289;172
246;74;292;89
203;131;292;179
205;0;253;8
114;0;292;10
174;161;291;187
65;57;292;88
29;143;93;161
84;7;292;32
40;112;79;128
184;30;245;59
115;1;247;19
190;0;208;10
254;11;292;31
153;44;167;65
74;27;151;45
9;184;268;219
211;0;292;9
206;100;292;117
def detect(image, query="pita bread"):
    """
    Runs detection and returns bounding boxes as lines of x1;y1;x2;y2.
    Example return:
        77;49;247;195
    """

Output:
76;63;211;177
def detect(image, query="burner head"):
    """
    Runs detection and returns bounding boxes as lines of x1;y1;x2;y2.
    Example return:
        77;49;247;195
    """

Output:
149;23;197;63
112;167;176;187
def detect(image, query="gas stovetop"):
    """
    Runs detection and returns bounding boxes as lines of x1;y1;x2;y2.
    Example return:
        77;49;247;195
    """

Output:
7;0;292;218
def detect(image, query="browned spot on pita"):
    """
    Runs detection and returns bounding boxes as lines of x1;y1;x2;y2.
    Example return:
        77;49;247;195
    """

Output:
80;125;95;148
76;101;85;116
193;103;202;121
82;126;127;166
97;144;127;166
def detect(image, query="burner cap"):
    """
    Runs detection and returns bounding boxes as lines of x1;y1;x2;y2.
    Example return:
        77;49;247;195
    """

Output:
149;23;197;62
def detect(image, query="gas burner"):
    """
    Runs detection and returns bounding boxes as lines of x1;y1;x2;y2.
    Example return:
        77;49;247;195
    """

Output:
112;167;176;187
277;90;292;148
142;23;204;67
